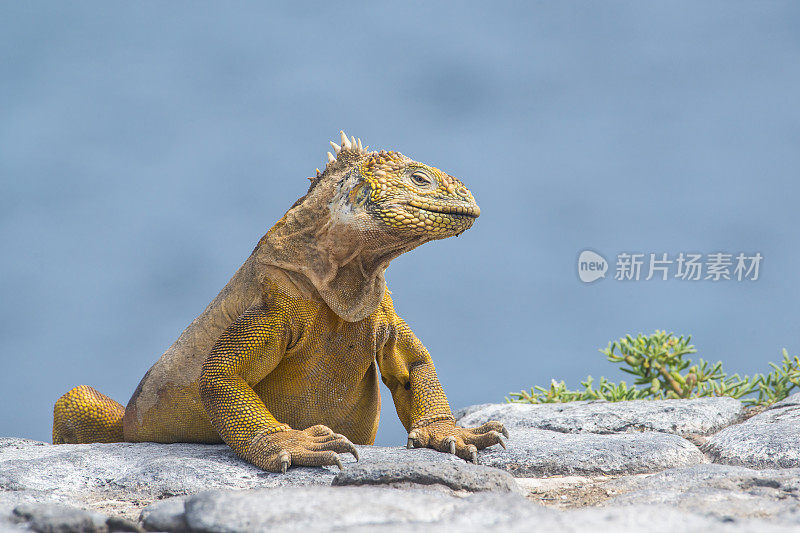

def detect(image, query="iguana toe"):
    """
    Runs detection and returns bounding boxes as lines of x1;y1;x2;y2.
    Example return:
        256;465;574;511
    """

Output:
305;424;335;437
469;420;509;438
466;430;506;450
293;449;345;470
309;434;359;461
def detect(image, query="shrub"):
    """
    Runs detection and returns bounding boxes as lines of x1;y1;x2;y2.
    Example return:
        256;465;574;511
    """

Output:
507;330;800;406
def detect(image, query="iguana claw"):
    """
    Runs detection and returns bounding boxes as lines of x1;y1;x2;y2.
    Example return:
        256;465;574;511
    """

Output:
407;430;418;449
468;444;478;464
444;436;457;455
334;434;360;461
279;452;290;474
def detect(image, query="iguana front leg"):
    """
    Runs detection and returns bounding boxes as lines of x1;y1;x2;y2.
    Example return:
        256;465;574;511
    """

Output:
405;363;508;462
379;319;508;463
199;305;358;472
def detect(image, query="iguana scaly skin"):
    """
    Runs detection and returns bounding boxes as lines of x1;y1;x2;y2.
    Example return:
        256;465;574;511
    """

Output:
53;132;507;472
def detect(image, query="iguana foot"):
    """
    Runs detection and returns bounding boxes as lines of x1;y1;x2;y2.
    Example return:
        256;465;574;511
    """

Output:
406;420;508;463
245;424;359;473
53;385;125;444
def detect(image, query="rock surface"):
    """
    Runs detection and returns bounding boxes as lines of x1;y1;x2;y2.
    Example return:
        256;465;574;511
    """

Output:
331;460;519;493
0;437;498;521
476;428;706;477
9;503;141;533
140;498;189;533
181;487;536;533
702;392;800;468
4;396;800;532
603;463;800;525
141;487;800;533
139;487;800;533
455;397;746;436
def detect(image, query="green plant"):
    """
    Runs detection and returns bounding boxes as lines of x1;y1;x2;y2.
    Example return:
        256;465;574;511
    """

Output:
507;331;800;406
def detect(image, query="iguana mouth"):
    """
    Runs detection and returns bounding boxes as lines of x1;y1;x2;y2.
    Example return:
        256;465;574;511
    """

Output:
407;200;481;218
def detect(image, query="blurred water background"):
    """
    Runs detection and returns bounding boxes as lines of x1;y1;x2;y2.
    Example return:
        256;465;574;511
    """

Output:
2;2;799;445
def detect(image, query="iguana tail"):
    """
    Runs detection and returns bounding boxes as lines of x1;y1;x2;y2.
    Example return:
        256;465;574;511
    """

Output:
53;385;125;443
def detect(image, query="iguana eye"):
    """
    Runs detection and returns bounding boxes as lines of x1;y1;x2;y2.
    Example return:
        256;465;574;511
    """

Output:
409;171;433;188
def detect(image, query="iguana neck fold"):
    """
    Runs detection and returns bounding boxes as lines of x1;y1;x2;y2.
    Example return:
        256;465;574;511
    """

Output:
253;158;429;322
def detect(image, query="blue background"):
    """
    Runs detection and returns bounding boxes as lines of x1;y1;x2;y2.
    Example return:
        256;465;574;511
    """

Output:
2;2;799;446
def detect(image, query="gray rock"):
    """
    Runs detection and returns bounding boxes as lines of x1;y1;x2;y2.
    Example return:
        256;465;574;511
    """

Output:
0;523;27;533
477;428;706;477
0;440;332;501
0;491;92;526
105;517;142;532
702;392;800;468
11;503;110;532
331;460;519;493
182;486;546;533
139;497;189;532
0;438;48;450
456;397;745;436
6;394;800;531
0;438;459;498
603;464;800;525
0;437;463;520
563;505;799;533
165;486;796;533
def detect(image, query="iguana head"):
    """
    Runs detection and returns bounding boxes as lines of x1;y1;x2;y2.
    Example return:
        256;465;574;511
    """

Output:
352;149;480;239
258;131;479;321
314;131;479;244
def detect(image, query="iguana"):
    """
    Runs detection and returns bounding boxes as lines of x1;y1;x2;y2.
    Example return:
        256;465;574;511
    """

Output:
52;131;508;472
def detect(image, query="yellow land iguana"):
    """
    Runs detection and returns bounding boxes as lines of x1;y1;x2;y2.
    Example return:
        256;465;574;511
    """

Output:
53;131;508;472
